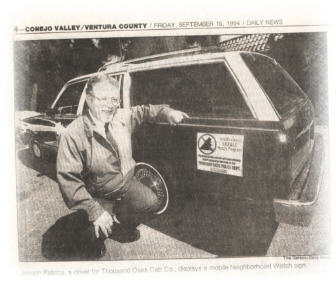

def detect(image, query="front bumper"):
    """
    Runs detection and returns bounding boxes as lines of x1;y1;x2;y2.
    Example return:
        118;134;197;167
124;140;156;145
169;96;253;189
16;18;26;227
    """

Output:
273;133;324;226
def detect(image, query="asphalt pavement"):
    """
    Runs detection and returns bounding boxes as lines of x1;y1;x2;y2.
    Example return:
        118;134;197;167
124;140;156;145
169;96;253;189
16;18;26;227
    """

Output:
15;126;330;261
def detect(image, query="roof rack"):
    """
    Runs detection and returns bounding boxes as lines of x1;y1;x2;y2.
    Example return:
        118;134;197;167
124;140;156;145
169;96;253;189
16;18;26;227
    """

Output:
99;46;203;71
98;34;278;72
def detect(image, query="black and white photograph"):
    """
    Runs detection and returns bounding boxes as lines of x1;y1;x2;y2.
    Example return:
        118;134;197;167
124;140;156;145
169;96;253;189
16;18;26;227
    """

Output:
14;32;329;263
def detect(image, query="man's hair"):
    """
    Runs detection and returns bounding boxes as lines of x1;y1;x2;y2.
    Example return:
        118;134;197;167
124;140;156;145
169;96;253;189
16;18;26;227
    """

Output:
85;73;119;97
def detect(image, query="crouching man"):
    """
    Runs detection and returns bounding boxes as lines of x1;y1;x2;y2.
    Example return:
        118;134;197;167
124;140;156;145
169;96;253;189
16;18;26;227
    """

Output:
56;73;188;258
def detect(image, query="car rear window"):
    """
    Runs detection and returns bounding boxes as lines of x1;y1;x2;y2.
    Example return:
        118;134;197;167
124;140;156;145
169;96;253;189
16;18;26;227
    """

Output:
130;63;253;119
241;53;307;116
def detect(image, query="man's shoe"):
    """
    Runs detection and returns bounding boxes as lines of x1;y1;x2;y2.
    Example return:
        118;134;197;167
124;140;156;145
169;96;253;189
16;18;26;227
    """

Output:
110;223;140;243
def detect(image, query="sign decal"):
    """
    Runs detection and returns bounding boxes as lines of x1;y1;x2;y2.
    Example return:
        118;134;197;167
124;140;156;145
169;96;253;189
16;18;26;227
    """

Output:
197;133;244;177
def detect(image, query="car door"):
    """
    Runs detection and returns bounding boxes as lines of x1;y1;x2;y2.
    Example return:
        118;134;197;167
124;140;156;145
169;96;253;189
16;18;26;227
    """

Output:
129;59;283;202
44;80;88;149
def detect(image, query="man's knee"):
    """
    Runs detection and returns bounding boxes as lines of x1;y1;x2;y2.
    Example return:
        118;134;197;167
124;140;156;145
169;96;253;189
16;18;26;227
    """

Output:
125;179;161;213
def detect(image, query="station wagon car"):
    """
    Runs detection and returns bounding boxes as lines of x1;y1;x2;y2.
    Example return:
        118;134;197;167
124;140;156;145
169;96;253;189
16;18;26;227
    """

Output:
18;48;323;225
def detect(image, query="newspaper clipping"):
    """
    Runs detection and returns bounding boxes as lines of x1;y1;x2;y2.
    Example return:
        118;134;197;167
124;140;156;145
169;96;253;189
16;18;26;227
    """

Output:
12;4;332;279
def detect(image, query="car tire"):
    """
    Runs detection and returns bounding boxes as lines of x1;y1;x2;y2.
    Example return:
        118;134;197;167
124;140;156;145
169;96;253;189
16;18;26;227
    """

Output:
31;140;43;160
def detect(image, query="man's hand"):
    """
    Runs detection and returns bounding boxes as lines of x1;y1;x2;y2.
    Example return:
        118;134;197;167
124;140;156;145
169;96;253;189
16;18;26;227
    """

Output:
166;110;189;126
93;211;113;239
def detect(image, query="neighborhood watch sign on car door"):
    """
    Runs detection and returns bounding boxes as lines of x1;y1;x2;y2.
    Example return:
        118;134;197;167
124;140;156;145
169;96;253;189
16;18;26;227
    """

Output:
196;133;244;177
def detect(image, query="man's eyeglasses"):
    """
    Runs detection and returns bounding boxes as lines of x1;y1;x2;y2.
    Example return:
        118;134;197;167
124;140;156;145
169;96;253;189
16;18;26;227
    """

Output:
88;94;120;104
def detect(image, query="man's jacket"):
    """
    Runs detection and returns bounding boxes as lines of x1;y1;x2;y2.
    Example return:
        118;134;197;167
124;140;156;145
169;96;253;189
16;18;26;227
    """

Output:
56;104;171;221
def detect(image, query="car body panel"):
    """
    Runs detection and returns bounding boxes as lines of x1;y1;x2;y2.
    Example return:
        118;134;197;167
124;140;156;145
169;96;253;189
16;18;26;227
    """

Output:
18;114;65;151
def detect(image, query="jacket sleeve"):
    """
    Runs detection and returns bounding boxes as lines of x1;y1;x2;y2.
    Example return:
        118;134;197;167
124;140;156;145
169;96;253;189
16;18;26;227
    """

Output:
130;104;172;130
56;131;104;222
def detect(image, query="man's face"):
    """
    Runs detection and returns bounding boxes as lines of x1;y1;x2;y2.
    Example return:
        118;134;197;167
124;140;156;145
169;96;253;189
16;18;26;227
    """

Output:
86;81;120;123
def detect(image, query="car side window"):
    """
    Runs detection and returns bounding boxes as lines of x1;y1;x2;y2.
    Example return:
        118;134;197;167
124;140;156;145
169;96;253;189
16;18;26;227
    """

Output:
129;63;253;119
241;53;307;116
54;81;87;115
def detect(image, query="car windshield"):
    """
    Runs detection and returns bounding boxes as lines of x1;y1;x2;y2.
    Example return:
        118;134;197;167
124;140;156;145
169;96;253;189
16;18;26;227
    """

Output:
54;81;87;115
130;62;253;119
241;53;307;116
